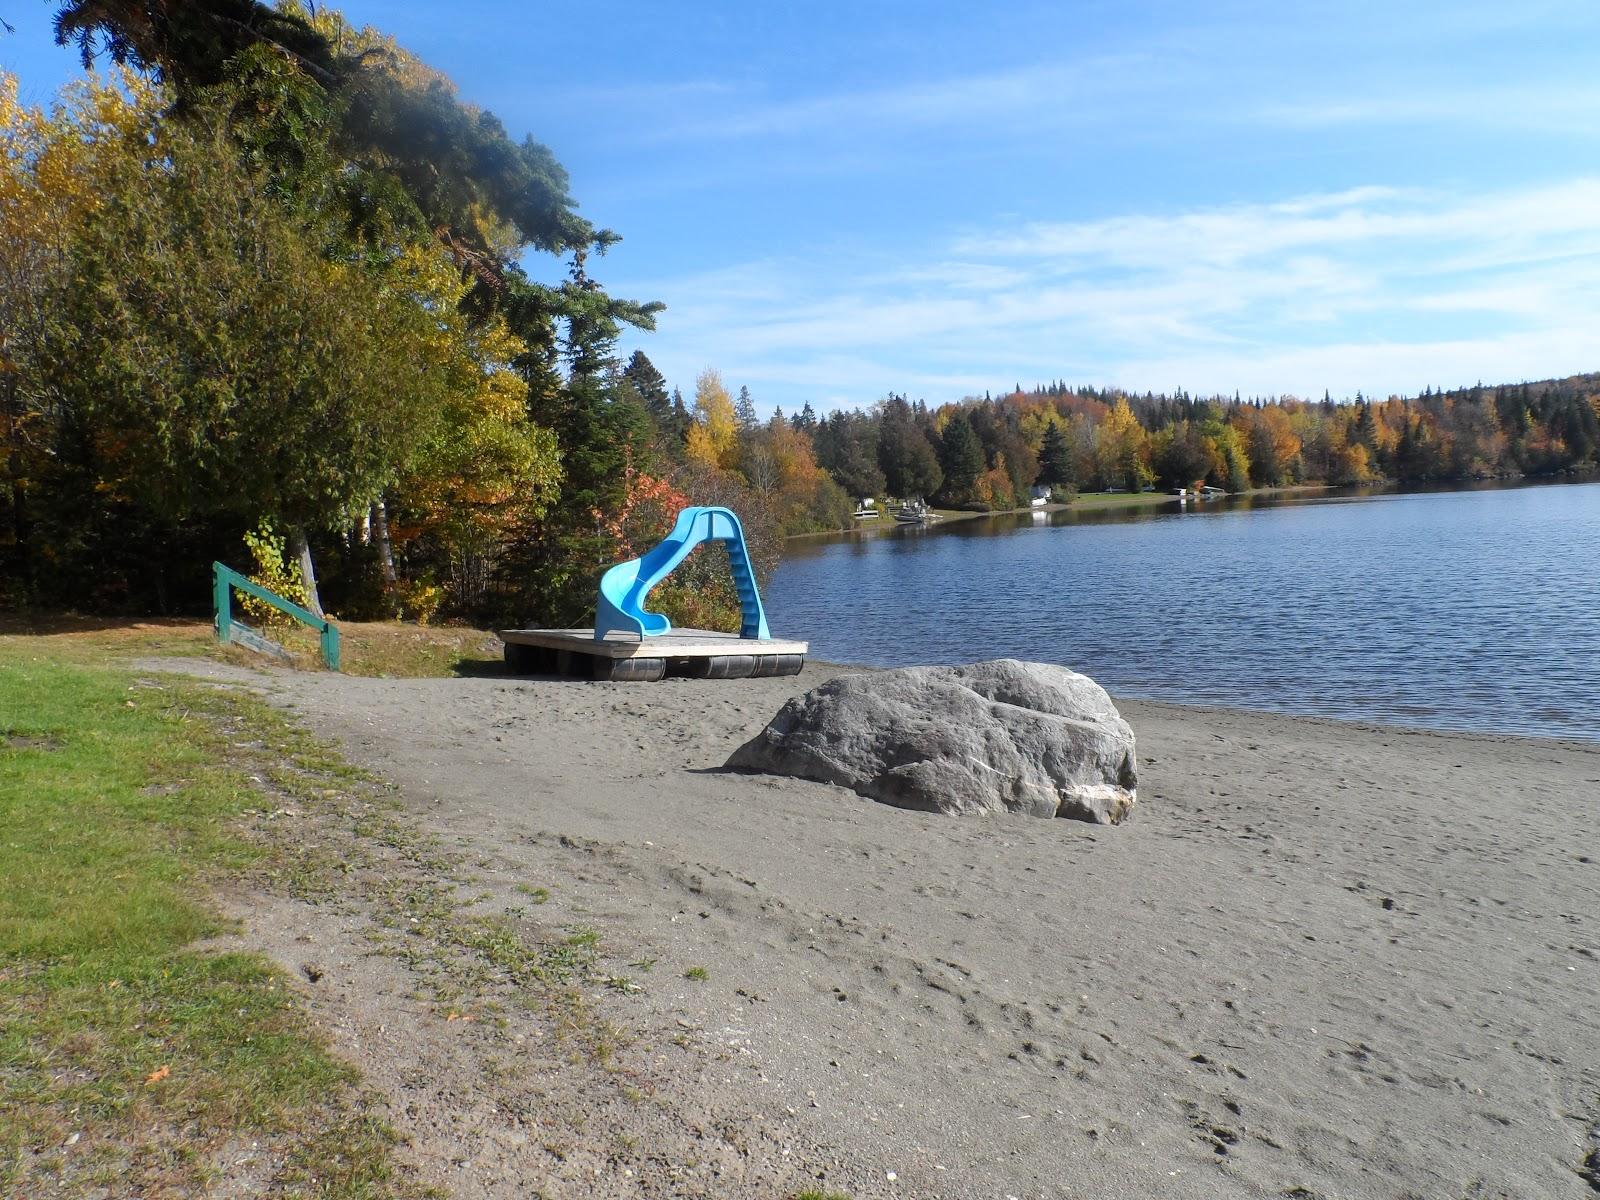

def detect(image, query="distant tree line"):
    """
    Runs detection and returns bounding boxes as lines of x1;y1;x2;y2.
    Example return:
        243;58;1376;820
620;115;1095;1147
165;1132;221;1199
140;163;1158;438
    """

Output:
697;376;1599;512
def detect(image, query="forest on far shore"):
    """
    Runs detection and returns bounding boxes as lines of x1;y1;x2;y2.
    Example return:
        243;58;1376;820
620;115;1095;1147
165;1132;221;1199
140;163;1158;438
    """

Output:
761;370;1600;513
3;4;1597;631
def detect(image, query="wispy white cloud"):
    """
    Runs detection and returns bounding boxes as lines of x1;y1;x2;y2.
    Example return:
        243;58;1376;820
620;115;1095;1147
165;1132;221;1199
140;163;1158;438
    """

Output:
1113;327;1600;402
640;54;1157;144
953;182;1600;272
1260;81;1600;134
619;177;1600;411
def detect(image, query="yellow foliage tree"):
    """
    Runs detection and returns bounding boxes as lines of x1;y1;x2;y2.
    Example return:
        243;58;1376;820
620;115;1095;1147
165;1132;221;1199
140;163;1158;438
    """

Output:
1095;398;1152;491
384;243;562;607
1;70;156;509
1231;405;1303;486
686;369;739;471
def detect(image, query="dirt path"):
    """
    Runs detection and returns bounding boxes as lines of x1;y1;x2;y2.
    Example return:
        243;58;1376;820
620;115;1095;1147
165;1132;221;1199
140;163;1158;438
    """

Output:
160;658;1600;1200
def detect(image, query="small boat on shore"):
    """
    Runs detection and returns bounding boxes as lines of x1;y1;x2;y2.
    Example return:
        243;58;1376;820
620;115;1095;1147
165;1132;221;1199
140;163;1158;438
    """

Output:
853;498;880;520
894;499;934;524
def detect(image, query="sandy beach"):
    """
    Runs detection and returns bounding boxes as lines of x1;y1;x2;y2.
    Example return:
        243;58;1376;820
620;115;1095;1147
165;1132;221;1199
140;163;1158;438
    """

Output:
165;657;1600;1199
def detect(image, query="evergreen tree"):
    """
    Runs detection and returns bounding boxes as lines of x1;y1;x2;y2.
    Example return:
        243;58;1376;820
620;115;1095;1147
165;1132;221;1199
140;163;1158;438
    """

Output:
734;385;759;431
876;395;942;499
621;349;671;422
1354;402;1378;449
937;414;984;503
814;411;884;498
1036;420;1074;488
1151;422;1210;490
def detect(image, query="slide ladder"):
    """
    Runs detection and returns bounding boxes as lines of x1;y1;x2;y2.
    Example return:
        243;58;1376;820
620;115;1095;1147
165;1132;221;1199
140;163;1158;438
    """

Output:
595;506;770;641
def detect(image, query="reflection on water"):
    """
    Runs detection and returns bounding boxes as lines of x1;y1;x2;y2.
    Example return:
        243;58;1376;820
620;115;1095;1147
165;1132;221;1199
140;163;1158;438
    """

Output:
767;479;1600;741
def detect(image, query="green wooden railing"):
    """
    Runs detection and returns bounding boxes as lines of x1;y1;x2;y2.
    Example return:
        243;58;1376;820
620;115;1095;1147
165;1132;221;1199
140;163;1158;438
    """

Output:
213;561;340;671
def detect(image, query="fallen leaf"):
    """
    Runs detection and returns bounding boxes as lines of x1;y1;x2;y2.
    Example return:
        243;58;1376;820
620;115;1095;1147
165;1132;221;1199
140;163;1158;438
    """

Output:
144;1065;170;1084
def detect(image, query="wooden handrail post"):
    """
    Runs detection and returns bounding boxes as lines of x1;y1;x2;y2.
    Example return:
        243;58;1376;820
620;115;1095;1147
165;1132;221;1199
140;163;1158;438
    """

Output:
212;561;341;670
213;562;233;645
320;620;341;672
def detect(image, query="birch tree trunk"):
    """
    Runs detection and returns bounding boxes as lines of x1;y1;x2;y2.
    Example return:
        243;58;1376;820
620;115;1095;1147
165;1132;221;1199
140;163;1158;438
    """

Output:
289;526;326;619
372;499;398;586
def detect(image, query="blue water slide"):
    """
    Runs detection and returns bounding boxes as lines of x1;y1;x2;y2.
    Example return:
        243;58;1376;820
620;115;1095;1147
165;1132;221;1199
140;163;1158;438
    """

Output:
594;506;771;641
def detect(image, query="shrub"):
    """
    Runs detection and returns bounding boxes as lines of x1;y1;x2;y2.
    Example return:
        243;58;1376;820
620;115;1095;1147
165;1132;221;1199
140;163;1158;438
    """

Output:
397;575;444;625
238;522;310;628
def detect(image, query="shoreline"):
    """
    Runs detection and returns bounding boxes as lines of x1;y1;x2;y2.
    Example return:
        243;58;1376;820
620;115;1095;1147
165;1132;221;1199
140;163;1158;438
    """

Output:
786;471;1600;541
785;483;1330;542
806;659;1600;752
804;656;1600;749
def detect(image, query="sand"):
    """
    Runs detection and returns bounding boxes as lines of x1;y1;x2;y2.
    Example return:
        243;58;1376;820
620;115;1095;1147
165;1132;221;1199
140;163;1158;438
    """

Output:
160;658;1600;1199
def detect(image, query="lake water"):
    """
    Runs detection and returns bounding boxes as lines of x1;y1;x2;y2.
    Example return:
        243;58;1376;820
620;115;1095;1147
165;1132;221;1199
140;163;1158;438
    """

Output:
765;480;1600;742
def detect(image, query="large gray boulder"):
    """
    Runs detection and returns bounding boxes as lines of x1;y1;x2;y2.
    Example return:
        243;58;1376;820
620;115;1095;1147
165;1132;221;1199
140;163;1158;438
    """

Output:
726;659;1137;823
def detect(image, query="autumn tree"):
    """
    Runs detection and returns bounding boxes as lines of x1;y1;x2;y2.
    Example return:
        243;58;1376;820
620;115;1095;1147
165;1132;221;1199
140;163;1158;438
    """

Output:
736;418;852;534
1233;405;1303;487
1094;398;1152;492
1;69;157;599
33;111;501;614
385;245;562;610
685;369;740;471
48;1;663;625
1200;414;1252;492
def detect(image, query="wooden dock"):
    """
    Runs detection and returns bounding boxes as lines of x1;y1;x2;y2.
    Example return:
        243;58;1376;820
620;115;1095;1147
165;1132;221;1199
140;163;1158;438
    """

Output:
498;627;808;682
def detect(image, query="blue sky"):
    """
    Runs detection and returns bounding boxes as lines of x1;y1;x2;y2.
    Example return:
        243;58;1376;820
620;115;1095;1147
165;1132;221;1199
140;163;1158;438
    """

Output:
5;1;1600;414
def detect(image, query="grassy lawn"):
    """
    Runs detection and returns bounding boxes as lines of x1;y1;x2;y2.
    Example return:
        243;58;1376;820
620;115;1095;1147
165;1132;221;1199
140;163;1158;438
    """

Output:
0;614;503;679
795;492;1184;541
252;619;503;677
0;641;430;1196
1067;490;1182;511
0;619;871;1194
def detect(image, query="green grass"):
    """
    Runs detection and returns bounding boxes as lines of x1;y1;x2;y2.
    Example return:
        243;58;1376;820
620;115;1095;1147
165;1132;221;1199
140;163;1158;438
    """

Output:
0;644;424;1196
0;614;502;680
264;620;502;678
683;965;709;982
1067;490;1180;510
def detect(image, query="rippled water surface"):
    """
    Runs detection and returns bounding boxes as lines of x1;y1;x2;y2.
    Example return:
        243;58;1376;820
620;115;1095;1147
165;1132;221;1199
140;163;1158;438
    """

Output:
765;480;1600;741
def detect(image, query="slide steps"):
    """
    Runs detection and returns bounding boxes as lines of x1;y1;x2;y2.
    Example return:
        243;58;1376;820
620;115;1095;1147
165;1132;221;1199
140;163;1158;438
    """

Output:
596;506;770;642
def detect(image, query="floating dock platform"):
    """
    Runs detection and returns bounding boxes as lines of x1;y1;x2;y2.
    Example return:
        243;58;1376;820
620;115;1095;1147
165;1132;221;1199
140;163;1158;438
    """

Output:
499;628;807;682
